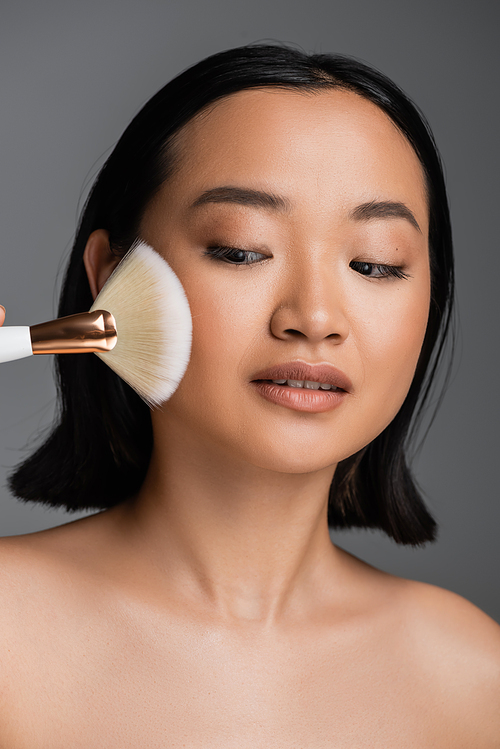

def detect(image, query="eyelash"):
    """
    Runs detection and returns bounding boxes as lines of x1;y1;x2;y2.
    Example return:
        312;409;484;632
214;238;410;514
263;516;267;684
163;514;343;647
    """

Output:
204;246;267;265
349;260;409;280
204;246;409;280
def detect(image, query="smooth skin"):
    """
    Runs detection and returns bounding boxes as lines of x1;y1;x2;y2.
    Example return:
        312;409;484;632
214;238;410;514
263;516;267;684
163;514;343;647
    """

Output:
1;90;499;748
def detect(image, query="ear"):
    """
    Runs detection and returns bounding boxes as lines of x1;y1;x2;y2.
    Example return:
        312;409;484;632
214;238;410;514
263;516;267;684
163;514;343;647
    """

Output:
83;229;121;300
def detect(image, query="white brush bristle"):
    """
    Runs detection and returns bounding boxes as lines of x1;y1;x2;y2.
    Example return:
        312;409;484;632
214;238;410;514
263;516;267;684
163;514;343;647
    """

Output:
90;241;192;407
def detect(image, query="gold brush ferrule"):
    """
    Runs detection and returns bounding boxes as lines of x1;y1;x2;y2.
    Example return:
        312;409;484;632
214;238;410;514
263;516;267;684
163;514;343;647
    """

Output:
30;310;117;354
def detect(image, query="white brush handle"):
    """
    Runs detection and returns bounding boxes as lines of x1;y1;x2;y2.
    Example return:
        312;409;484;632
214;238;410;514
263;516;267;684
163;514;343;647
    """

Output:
0;326;33;363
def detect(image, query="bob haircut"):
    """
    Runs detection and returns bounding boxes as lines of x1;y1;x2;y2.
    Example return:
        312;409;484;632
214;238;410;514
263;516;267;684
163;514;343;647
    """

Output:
9;44;454;546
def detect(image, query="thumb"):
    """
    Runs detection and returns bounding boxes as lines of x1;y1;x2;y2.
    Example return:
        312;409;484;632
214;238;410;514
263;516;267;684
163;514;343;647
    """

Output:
0;305;5;326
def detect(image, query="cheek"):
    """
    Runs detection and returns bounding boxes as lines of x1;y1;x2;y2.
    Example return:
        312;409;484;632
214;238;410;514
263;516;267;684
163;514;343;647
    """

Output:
169;271;259;403
354;282;430;431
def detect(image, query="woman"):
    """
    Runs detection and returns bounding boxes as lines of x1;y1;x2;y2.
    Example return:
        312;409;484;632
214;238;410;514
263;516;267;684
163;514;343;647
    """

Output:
1;45;499;746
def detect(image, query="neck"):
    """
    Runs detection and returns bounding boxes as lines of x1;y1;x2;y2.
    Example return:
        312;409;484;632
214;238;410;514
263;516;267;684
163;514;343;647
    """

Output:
120;427;343;626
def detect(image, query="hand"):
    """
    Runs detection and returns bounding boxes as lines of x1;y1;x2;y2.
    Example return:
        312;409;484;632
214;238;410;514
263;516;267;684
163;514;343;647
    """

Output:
0;305;5;327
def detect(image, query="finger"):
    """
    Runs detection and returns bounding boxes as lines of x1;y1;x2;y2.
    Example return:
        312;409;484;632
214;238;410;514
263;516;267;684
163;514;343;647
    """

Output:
0;305;5;327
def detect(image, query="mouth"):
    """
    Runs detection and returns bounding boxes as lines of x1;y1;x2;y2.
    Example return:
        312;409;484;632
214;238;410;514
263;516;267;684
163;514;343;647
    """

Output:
250;362;352;413
255;378;339;391
251;361;352;392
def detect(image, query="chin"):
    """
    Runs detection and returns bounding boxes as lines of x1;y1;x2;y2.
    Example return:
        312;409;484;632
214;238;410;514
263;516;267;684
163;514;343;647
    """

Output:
238;440;348;476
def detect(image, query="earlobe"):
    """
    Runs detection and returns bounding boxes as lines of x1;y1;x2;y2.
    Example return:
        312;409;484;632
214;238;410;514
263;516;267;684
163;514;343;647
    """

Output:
83;229;121;300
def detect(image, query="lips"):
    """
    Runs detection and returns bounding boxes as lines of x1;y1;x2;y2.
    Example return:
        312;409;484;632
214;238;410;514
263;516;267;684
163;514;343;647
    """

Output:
250;361;352;413
251;361;353;392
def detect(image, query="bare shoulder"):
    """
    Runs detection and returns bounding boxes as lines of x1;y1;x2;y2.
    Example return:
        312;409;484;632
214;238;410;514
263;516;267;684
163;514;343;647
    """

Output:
403;578;500;658
0;511;115;628
0;513;96;573
339;548;500;745
0;531;70;702
0;531;57;600
0;515;118;687
0;527;80;622
401;578;500;743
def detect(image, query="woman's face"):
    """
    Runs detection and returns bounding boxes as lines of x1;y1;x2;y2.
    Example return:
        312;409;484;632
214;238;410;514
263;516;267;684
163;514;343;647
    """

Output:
140;88;431;474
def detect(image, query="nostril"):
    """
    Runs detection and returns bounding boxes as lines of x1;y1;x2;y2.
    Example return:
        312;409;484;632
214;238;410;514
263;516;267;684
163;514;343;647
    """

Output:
270;305;349;342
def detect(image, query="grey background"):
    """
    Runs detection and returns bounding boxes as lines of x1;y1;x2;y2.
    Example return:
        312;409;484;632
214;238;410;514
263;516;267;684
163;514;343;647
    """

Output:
0;0;498;620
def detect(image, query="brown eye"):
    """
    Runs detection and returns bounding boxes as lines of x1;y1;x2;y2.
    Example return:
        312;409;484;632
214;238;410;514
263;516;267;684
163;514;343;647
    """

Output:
353;261;375;276
205;246;267;264
227;249;250;263
350;260;409;280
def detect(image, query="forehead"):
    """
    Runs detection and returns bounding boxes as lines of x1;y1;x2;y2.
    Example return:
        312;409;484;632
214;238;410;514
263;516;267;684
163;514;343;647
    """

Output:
169;87;428;229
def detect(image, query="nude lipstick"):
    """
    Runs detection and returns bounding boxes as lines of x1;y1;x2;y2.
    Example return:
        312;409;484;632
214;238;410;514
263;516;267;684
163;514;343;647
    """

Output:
251;361;352;413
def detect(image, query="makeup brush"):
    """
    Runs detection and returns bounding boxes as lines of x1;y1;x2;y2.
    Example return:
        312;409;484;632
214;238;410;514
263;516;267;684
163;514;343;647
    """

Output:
0;241;192;407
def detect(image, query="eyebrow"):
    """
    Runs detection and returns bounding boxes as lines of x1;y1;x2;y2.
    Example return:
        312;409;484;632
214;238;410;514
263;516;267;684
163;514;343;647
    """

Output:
190;187;422;233
190;186;291;213
349;200;422;233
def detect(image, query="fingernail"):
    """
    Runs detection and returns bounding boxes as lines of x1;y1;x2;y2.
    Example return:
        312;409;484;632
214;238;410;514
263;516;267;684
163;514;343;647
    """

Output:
0;305;5;314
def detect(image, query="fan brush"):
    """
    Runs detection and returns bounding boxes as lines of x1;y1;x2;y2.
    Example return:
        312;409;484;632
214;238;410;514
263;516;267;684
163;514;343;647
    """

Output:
0;241;192;407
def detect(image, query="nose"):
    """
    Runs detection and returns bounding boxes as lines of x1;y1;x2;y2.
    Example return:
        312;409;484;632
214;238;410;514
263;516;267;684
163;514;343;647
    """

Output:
270;258;349;344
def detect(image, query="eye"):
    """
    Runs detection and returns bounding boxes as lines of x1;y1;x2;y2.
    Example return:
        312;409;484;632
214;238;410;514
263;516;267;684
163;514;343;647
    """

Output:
350;260;409;280
204;246;268;265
